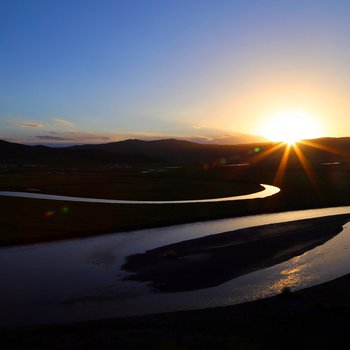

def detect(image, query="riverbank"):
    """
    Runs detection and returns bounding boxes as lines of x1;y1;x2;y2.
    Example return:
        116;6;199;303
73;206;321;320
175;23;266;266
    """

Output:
0;195;265;247
2;271;350;349
123;214;350;291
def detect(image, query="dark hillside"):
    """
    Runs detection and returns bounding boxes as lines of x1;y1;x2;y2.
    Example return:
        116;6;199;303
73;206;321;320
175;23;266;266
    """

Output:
2;137;350;166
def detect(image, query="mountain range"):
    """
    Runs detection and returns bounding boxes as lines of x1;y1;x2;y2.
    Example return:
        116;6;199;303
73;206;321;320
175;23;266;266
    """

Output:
1;137;350;166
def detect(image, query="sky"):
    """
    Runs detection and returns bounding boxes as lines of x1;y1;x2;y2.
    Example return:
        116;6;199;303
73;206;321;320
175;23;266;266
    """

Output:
1;0;350;146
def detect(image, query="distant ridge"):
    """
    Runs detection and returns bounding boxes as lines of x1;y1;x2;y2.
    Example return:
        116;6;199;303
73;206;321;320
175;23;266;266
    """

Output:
0;139;158;165
1;137;350;166
70;138;255;162
70;137;350;164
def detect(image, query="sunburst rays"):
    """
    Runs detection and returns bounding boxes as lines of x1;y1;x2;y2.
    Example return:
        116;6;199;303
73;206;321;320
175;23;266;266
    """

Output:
251;138;344;188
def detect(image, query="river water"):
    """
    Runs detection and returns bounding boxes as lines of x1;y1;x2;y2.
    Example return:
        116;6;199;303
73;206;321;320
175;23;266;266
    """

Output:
1;188;350;327
0;183;279;204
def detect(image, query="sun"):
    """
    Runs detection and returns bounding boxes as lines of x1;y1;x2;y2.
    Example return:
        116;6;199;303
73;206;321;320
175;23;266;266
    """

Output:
260;110;323;144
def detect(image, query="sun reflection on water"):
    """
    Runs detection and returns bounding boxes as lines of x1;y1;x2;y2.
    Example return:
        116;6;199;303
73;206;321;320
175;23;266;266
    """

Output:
270;259;317;293
281;265;305;275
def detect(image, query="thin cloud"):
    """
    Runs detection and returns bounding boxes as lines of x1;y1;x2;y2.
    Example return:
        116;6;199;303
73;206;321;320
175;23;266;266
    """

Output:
192;124;207;130
36;135;74;141
18;122;44;128
35;132;111;143
66;133;110;141
53;118;75;127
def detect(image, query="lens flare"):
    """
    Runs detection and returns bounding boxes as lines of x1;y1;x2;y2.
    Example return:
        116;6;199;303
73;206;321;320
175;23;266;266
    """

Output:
62;206;69;214
44;210;55;218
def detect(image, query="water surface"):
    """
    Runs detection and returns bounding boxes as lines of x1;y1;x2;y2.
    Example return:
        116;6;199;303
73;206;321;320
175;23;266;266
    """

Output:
0;184;279;204
1;206;350;326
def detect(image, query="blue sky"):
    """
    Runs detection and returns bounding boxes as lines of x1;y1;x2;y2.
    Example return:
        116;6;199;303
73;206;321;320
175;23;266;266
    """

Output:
1;0;350;145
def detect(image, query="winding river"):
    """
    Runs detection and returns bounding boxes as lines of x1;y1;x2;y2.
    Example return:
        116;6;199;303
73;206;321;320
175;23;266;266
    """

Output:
0;183;279;204
1;186;350;327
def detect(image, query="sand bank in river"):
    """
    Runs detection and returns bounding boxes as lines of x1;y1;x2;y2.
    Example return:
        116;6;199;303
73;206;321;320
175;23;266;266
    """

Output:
123;214;350;291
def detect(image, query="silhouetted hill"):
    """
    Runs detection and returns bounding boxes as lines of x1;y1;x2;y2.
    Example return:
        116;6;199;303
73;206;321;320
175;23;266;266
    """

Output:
71;139;211;162
1;137;350;167
71;137;350;164
0;139;157;165
71;138;281;163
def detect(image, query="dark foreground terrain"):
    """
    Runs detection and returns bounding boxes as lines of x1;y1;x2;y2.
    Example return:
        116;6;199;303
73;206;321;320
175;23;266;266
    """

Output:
2;273;350;350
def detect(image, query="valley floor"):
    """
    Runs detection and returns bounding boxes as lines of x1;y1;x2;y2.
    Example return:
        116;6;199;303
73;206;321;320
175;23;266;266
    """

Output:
2;164;350;348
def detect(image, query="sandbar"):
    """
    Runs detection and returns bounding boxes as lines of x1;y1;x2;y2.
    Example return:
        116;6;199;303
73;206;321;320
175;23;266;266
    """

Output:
123;214;350;291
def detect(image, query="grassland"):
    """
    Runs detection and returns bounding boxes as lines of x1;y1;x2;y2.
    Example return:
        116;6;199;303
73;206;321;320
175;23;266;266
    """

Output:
1;160;350;246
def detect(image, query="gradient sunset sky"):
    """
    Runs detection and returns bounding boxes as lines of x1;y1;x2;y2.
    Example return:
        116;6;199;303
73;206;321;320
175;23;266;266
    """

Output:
1;0;350;145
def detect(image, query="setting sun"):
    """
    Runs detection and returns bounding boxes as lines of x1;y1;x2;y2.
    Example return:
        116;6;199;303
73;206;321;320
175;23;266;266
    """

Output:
260;110;324;144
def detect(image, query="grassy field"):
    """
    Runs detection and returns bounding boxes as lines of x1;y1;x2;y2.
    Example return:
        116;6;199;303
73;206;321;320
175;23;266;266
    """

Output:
1;162;350;246
0;165;263;246
0;165;261;200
